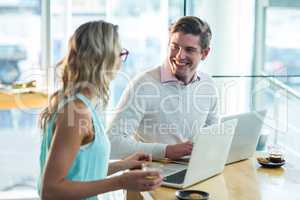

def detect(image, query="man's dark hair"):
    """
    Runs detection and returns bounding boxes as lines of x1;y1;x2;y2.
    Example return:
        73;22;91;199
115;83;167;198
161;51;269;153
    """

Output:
170;16;212;49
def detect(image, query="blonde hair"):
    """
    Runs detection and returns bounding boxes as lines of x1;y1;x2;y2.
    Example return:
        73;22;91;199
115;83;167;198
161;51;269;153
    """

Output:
40;20;121;129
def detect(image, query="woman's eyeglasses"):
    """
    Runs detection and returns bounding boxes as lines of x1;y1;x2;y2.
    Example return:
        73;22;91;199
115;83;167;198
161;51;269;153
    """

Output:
120;48;129;62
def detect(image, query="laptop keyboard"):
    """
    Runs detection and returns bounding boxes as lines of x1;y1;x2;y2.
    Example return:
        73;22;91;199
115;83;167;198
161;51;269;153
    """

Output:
161;163;187;177
163;169;187;184
162;167;182;177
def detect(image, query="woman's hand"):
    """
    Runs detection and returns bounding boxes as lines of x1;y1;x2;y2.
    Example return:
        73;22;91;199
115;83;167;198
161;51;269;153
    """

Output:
121;152;152;170
118;170;163;191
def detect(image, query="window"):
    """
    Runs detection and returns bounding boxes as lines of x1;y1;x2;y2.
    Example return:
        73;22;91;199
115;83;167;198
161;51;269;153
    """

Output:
107;0;173;108
0;0;42;198
51;0;107;65
51;0;184;109
0;0;185;198
187;0;255;115
264;8;300;87
254;0;300;154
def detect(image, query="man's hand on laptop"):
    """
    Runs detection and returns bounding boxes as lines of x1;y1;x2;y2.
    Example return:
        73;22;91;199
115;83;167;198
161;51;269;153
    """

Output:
165;141;193;160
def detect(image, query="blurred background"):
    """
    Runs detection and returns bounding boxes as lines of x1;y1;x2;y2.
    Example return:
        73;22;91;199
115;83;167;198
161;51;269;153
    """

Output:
0;0;300;199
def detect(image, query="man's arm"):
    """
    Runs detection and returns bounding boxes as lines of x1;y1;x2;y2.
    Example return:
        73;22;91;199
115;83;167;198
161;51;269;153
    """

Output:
205;84;219;126
107;81;167;160
107;75;196;160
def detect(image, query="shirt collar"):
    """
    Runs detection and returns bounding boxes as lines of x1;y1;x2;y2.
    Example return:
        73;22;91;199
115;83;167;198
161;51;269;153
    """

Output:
160;63;200;85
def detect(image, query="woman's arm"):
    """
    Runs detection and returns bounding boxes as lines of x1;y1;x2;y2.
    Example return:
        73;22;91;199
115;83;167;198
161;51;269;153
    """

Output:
41;101;162;200
108;152;151;175
41;101;121;199
108;160;126;175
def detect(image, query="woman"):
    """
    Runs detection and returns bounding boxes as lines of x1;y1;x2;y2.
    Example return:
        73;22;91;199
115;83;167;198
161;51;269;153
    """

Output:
39;20;162;200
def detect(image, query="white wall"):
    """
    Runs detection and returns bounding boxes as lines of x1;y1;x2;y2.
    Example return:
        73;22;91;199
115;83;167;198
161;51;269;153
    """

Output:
192;0;256;115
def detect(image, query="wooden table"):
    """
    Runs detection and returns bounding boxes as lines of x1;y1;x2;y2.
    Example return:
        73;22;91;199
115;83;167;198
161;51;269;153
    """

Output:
0;91;48;109
128;153;300;200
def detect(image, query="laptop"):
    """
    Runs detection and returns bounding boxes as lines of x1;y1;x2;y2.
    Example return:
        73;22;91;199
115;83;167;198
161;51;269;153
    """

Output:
161;119;237;189
222;110;267;164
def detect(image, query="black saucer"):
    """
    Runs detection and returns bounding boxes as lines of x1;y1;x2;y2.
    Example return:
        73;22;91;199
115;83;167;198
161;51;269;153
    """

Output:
257;157;285;168
175;190;209;200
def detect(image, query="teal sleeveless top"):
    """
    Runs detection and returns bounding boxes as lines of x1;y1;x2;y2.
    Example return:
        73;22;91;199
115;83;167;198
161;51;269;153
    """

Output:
39;93;111;200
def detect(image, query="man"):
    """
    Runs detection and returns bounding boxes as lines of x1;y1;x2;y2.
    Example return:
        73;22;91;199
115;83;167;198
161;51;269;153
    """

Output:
107;16;218;160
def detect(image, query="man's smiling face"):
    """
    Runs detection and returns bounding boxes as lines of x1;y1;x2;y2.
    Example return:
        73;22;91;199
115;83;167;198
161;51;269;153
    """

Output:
168;32;209;84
